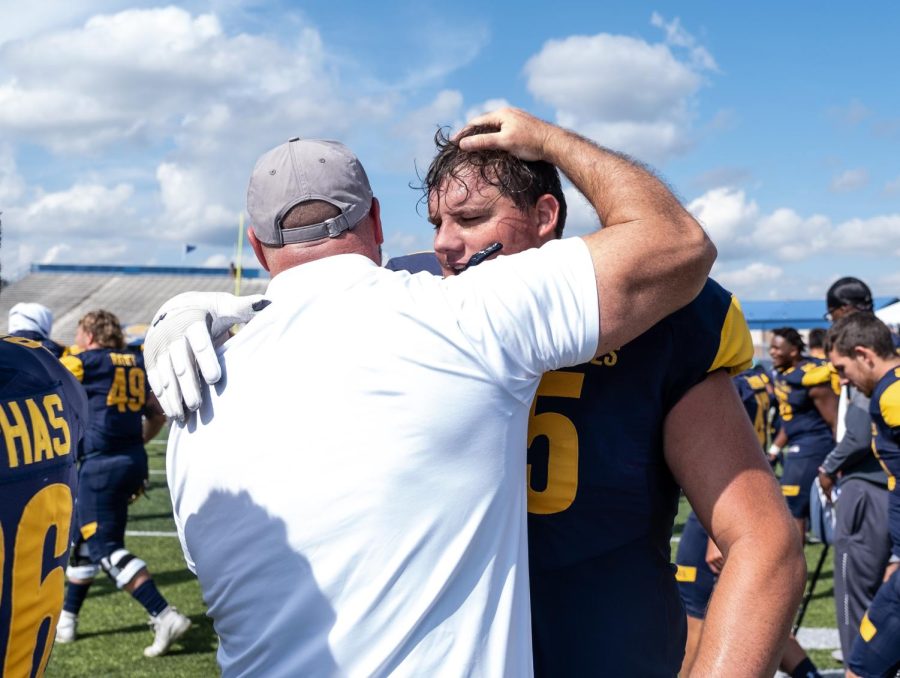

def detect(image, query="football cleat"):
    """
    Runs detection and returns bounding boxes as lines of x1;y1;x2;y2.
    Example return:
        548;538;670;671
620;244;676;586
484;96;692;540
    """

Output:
55;610;78;644
143;606;191;658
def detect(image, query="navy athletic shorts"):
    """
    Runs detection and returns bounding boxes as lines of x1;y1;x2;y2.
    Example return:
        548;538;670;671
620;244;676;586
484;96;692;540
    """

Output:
780;443;828;518
675;511;717;619
74;451;147;563
848;567;900;678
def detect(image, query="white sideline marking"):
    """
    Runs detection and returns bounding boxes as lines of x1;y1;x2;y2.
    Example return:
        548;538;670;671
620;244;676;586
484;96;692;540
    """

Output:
795;626;840;649
149;469;166;475
126;530;179;538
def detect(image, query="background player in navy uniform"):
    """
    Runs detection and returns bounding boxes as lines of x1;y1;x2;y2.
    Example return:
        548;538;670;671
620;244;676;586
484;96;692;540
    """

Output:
7;302;66;358
412;119;803;676
676;366;823;677
56;310;190;658
0;333;87;677
144;111;806;675
826;313;900;678
818;277;897;665
769;327;839;536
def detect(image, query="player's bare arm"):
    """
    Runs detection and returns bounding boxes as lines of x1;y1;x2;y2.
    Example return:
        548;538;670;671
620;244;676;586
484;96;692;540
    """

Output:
664;369;806;677
809;383;839;434
458;107;716;356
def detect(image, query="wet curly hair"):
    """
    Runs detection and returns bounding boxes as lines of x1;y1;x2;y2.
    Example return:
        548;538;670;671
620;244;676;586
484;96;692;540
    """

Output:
420;125;567;238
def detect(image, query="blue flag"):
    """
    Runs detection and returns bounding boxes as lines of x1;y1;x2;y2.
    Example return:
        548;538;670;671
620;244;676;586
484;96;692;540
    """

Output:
184;244;197;255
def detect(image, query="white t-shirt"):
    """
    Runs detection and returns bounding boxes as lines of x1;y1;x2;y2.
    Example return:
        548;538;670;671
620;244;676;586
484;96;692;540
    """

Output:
167;237;599;677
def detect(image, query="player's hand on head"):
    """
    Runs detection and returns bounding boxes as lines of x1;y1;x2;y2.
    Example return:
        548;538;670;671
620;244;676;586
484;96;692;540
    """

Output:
454;107;556;162
144;291;269;419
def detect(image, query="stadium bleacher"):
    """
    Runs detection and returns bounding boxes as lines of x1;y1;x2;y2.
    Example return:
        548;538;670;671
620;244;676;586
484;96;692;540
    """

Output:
0;264;269;344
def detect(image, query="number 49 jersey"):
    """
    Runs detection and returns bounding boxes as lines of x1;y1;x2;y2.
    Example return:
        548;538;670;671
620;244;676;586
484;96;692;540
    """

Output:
0;335;87;677
527;278;753;676
61;347;149;456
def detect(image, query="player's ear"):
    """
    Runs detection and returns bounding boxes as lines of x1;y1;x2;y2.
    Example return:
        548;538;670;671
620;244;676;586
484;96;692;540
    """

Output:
369;197;384;246
247;227;270;272
534;194;559;242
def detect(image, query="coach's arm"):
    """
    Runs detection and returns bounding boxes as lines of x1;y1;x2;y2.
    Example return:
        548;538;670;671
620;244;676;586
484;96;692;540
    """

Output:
664;369;806;677
457;108;716;357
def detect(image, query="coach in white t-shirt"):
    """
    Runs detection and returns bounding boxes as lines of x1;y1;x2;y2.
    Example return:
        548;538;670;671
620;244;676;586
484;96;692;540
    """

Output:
159;108;715;677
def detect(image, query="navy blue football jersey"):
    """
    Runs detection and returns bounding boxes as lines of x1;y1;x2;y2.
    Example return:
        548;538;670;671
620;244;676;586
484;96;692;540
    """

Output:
870;366;900;558
526;279;752;676
734;365;773;450
61;348;150;457
9;330;65;359
385;252;754;675
0;335;87;676
772;358;836;445
384;251;443;275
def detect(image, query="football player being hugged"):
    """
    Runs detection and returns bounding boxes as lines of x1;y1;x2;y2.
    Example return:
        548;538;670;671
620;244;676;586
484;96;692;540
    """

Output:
58;311;190;658
145;111;807;676
769;327;839;536
827;313;900;678
0;333;87;676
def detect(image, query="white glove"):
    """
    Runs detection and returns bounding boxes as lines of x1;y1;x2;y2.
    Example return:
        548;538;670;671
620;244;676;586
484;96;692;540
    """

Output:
144;292;269;419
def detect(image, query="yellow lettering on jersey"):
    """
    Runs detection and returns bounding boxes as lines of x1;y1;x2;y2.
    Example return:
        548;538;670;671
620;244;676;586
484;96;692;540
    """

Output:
527;371;584;514
109;352;137;367
1;336;42;349
44;394;71;457
708;295;754;375
859;612;877;642
26;399;53;464
589;350;618;367
1;396;71;469
675;565;697;582
774;383;793;421
781;485;800;497
3;484;72;677
60;355;84;382
0;401;32;467
752;391;770;448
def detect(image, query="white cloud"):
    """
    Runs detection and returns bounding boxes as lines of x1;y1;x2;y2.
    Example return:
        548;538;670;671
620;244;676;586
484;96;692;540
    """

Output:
0;144;24;203
524;16;714;163
156;162;235;242
713;261;783;299
0;6;347;153
6;182;134;237
831;214;900;255
829;168;869;193
391;90;464;171
688;187;759;258
649;12;718;72
883;176;900;196
561;186;600;237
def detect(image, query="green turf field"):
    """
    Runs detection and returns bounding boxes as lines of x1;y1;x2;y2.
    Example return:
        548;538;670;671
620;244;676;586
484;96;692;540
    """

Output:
46;434;842;675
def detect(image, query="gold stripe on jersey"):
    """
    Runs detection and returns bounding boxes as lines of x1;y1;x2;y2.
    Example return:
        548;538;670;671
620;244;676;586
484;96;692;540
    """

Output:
708;295;754;375
80;521;98;540
60;355;84;383
781;485;800;497
880;372;900;429
801;363;833;388
860;612;878;642
675;565;697;582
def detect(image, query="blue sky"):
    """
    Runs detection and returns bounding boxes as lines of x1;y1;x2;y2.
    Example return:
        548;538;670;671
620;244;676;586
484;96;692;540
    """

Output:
1;1;899;301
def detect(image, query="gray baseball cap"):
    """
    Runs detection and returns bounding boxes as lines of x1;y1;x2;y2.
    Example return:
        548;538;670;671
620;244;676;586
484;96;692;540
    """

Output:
247;137;373;247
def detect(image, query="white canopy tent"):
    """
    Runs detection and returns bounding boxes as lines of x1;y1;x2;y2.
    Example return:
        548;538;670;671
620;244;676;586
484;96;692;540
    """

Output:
875;300;900;327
